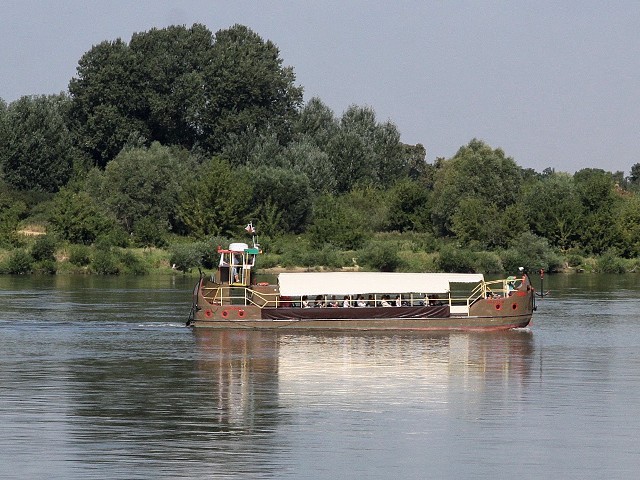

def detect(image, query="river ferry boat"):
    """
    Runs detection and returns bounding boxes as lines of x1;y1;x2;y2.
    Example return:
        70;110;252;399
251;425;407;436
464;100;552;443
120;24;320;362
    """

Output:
187;241;535;331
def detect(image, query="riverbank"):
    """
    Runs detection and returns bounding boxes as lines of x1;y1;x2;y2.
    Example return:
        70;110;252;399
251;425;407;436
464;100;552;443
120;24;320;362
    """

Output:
1;232;638;275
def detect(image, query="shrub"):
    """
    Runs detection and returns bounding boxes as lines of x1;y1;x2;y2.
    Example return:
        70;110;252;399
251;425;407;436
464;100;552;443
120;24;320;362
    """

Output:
472;251;504;274
595;250;627;273
503;232;563;273
299;246;348;269
397;251;439;272
6;249;34;274
33;259;57;274
437;245;476;273
133;217;167;248
31;234;57;262
119;250;149;275
201;237;229;269
566;253;584;268
169;242;203;273
92;249;119;275
258;253;280;269
69;244;91;266
359;241;401;272
95;227;130;249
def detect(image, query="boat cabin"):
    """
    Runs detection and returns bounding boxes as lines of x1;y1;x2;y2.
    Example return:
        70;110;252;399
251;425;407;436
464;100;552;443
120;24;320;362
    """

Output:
216;242;259;286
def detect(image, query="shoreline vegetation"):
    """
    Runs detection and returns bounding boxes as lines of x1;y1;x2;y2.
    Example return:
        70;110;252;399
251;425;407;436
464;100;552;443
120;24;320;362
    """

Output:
0;229;637;276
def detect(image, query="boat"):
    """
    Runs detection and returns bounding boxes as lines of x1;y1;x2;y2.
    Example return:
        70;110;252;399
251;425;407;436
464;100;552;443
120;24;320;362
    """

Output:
186;241;535;331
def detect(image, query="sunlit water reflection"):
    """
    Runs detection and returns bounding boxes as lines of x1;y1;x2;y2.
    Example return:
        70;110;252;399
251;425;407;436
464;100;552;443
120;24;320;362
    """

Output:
1;274;639;479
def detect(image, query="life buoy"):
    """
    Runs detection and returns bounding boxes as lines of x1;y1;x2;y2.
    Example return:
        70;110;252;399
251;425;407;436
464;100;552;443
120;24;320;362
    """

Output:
221;310;229;318
238;309;245;318
204;309;213;318
495;303;502;310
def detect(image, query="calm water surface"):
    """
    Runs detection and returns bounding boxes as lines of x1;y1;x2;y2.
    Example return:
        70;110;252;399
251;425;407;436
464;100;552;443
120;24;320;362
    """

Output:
1;274;639;479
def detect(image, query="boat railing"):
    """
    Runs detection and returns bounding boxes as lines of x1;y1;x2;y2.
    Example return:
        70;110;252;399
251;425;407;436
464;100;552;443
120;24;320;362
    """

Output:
245;288;281;308
201;285;224;304
203;280;517;313
448;278;515;315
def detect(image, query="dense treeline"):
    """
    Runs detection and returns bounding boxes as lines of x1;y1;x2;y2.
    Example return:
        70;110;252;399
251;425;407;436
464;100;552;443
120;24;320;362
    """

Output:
1;23;639;275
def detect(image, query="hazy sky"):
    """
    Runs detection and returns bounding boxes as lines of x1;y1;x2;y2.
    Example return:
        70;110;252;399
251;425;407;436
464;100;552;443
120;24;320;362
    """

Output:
2;1;639;174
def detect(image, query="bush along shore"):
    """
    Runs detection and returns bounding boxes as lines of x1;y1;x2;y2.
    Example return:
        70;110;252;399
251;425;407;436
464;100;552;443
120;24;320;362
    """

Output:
1;232;638;276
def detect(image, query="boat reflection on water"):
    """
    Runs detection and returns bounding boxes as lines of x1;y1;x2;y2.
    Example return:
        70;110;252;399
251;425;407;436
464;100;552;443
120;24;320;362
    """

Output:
193;329;535;422
193;329;280;430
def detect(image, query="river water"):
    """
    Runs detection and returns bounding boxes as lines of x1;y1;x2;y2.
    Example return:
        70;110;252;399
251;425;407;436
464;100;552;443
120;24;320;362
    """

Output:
1;274;639;479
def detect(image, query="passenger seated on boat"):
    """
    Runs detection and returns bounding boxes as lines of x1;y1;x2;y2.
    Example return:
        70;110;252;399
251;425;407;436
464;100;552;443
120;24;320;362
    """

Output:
356;295;367;307
429;295;443;306
328;295;339;308
314;295;324;307
395;295;402;307
381;295;392;307
302;295;310;308
231;254;242;282
342;296;352;308
367;294;374;306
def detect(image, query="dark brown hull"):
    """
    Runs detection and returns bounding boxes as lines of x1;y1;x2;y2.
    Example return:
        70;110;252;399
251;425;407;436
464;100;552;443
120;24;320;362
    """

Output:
189;305;532;331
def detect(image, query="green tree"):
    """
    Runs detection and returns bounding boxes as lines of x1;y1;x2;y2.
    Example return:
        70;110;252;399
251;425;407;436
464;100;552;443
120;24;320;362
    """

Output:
69;24;303;166
69;39;148;167
521;173;583;251
629;163;640;192
0;189;27;247
614;194;640;257
292;97;338;147
0;95;77;192
328;105;407;192
48;189;116;244
385;179;431;232
176;156;251;237
31;234;57;262
280;139;336;195
247;166;312;234
128;24;214;148
404;143;432;183
573;168;616;212
0;98;7;155
451;197;500;248
308;195;366;250
431;139;523;236
99;143;187;233
572;168;618;254
327;130;369;193
202;24;303;153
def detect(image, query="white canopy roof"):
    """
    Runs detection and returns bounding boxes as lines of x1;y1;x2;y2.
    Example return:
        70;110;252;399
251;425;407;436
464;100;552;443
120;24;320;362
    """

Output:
277;272;484;297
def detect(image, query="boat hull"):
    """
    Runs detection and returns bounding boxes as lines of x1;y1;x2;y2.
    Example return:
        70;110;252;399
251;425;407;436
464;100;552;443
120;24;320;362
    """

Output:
188;304;532;331
188;315;531;331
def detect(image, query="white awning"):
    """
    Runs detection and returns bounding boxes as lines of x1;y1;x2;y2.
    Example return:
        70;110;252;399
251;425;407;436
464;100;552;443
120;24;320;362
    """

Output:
277;272;484;297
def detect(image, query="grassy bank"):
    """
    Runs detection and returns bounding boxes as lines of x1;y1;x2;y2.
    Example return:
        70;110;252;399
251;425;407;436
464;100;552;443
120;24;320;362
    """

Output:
1;232;639;276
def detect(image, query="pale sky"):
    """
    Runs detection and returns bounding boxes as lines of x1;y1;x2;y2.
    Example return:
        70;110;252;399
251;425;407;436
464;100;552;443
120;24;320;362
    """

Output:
2;1;639;174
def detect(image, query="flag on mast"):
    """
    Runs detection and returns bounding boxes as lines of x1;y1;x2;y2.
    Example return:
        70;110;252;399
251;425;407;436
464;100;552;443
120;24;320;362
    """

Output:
245;222;256;234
